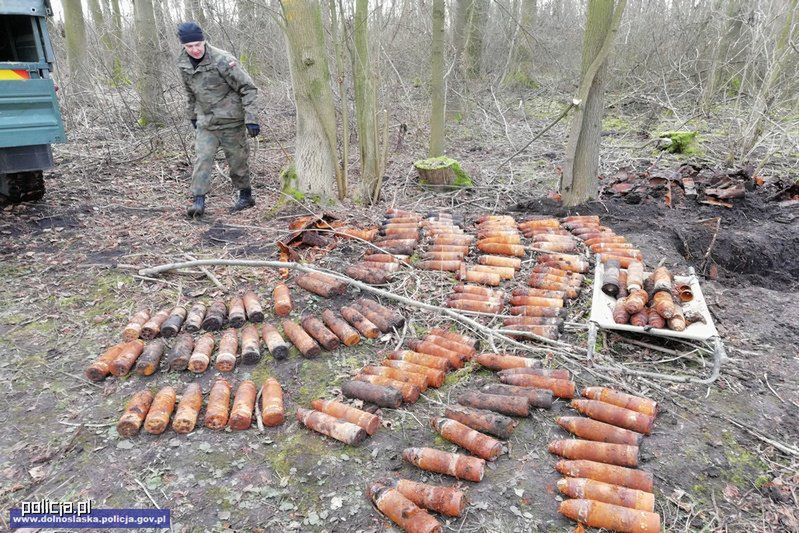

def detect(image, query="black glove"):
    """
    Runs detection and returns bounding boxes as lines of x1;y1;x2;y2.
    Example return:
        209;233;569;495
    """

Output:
191;119;197;129
246;123;261;138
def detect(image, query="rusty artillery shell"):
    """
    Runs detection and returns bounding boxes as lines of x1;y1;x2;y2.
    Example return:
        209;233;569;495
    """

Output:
135;339;165;376
363;365;428;391
647;307;665;328
301;315;340;351
613;300;631;324
556;416;643;446
504;325;560;340
160;306;187;338
668;304;686;331
311;399;380;435
458;267;502;287
519;217;560;228
481;384;553;408
296;275;340;298
364;253;405;264
532;234;578;243
510;305;567;318
358;299;405;329
143;386;177;434
503;317;564;331
140;308;170;340
476;352;541;370
367;481;443;533
527;280;580;299
446;299;502;314
381;230;420;240
403;447;485;482
374;237;419;247
422;251;465;261
428;327;478;349
122;309;150;341
188;333;215;373
555;460;654;492
532;242;578;253
447;292;503;305
512;287;568;300
259;378;284;426
215;328;239;372
583;387;658;417
630;311;648;327
272;283;293;317
172;383;203;434
428;244;469;255
434;235;474;246
477;234;521;245
509;295;564;308
603;259;621;297
355;373;420;403
537;258;589;274
201;299;228;331
227;297;247;328
652;290;675;319
340;306;381;339
297;407;368;445
260;323;289;360
388;350;451;371
458;391;529;417
109;339;145;376
342;379;403;408
242;291;264;322
395;479;466;517
497;366;570;379
346;264;391;284
431;417;503;461
417;260;464;272
624;289;649;314
626;262;644;292
476;242;526;257
675;282;693;302
548;439;639;467
585;235;627;247
350;302;392;333
86;342;127;382
559;499;660;533
117;389;154;437
228;380;256;430
184;303;206;333
167;333;194;371
571;399;655;434
557;478;655;512
381;359;445;388
500;373;576;398
357;260;399;273
444;405;518;439
478;255;522;270
240;324;261;364
321;309;360;346
203;379;231;429
600;250;644;262
531;266;585;283
424;335;476;359
472;264;515;280
282;319;321;357
406;339;464;368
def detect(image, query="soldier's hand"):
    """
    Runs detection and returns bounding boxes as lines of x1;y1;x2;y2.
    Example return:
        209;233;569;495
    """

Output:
191;119;197;129
246;123;261;138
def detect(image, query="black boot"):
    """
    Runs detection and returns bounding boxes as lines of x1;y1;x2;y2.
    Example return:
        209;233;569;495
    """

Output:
187;195;205;218
231;187;255;212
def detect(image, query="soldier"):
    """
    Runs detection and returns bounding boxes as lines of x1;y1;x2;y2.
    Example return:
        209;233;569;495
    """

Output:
177;21;260;218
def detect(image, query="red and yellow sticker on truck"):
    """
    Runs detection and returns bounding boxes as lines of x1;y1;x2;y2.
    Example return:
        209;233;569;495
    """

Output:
0;69;31;80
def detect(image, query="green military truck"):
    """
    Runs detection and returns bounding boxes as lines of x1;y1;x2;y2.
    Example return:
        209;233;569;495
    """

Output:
0;0;66;204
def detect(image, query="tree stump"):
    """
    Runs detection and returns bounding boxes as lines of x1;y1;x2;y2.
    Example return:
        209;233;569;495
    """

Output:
414;157;472;190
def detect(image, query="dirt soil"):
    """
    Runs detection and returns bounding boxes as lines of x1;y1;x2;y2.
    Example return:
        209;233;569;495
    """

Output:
1;102;798;533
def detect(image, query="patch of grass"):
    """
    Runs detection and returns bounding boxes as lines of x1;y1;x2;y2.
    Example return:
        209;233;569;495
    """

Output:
603;115;632;131
721;430;769;488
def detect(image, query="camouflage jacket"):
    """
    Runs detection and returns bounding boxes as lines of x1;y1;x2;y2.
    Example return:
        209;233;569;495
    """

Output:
177;45;258;130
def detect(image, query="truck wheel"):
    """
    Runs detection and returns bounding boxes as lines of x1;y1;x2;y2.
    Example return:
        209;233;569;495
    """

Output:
0;171;46;205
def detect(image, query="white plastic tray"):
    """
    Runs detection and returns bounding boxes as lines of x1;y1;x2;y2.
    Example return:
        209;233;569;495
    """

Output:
589;261;719;342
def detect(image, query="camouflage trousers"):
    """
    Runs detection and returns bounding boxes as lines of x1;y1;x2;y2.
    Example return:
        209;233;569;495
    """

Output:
190;125;251;196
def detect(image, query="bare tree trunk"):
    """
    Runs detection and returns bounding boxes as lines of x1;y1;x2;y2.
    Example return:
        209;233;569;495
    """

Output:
505;0;536;85
463;0;488;79
429;0;446;156
353;0;381;203
191;0;207;26
63;0;88;96
560;0;627;207
280;0;342;200
133;0;166;125
329;0;349;194
702;0;744;111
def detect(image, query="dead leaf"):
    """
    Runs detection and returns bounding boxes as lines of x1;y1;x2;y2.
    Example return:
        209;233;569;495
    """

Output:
722;484;740;501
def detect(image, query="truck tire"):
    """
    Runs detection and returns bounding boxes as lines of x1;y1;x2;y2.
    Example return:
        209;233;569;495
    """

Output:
0;171;46;205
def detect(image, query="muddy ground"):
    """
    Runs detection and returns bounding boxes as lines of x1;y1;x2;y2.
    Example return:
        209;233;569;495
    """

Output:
1;93;798;532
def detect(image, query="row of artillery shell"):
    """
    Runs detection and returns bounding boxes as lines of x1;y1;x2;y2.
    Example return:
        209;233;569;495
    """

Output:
368;478;468;533
121;288;289;342
476;217;525;259
116;378;284;437
476;353;576;398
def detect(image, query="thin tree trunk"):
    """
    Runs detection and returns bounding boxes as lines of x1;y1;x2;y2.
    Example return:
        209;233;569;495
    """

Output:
63;0;88;96
560;0;627;206
329;0;349;195
463;0;488;79
702;0;743;111
133;0;166;125
429;0;446;156
353;0;380;203
280;0;342;200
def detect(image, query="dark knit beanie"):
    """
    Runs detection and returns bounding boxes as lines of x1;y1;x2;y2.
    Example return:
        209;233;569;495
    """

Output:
177;22;204;44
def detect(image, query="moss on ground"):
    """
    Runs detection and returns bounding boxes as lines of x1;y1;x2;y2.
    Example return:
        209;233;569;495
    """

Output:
659;130;702;155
